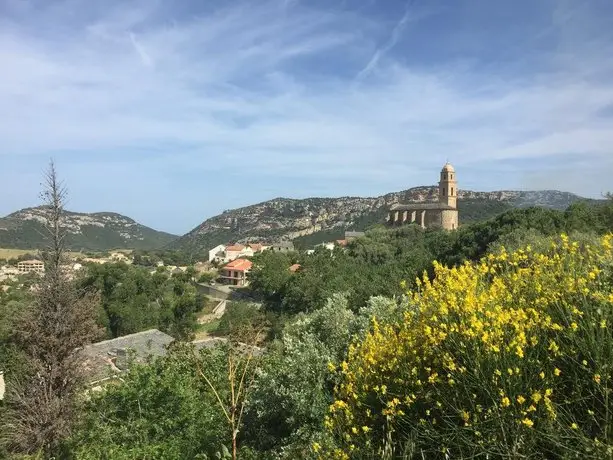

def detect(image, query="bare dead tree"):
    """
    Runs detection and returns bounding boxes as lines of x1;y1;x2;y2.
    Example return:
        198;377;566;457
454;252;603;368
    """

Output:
195;328;264;460
1;161;104;457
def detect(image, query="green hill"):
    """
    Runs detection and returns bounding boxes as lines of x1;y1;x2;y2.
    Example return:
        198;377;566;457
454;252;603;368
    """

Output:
0;207;178;251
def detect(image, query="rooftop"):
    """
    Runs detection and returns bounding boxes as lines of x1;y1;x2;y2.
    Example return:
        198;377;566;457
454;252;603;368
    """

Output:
79;329;174;383
289;263;301;272
226;244;245;252
223;258;253;271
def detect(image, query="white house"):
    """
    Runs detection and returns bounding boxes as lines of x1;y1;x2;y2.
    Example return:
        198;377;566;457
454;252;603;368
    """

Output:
208;244;227;262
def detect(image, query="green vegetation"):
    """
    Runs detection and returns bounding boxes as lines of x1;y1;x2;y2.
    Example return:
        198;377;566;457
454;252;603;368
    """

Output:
70;344;231;459
327;233;613;458
77;262;205;340
3;195;613;459
252;201;613;315
132;249;208;267
0;208;177;251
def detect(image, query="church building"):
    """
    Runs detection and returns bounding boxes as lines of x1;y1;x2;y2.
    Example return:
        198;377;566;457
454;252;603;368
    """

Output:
387;163;459;230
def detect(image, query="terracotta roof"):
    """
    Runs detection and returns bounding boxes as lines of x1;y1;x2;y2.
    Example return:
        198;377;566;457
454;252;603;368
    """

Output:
226;244;245;252
289;263;301;272
336;240;348;247
223;258;253;271
248;243;264;252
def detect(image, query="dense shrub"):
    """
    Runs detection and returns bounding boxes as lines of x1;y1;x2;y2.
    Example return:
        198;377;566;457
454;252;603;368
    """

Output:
70;345;230;459
327;234;613;459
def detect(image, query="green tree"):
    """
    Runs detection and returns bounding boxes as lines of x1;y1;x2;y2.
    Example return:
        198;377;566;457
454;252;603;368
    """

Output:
70;344;229;459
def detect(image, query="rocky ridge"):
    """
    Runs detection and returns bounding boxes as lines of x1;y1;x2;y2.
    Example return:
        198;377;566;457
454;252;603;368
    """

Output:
173;187;590;252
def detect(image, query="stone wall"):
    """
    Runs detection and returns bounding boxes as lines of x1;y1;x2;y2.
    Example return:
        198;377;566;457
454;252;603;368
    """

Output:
441;209;459;230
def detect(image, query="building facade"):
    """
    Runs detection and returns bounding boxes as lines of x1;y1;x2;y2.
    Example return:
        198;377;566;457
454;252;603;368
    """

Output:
387;163;459;230
219;258;253;286
17;259;45;273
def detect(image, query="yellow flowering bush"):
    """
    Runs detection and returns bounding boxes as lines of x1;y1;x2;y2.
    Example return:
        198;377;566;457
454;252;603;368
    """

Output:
327;234;613;458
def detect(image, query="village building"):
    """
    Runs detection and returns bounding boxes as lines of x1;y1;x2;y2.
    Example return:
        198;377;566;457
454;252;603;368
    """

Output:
79;329;175;388
270;241;295;252
219;258;253;286
225;244;246;261
110;252;131;263
17;259;45;273
208;244;226;262
387;162;459;230
209;242;267;264
247;243;267;252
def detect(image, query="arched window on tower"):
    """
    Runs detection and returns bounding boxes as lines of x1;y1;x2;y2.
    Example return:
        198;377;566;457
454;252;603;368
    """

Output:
442;188;446;196
451;187;454;195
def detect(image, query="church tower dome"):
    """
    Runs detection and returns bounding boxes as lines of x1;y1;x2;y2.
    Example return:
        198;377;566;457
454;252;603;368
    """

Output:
439;162;457;209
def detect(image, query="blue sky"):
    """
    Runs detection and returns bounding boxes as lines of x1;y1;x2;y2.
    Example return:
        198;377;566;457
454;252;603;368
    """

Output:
1;0;613;234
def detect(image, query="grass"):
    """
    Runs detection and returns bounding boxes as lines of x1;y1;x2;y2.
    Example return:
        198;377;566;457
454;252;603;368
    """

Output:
200;319;221;334
194;319;221;341
0;247;111;261
0;248;36;259
200;297;220;315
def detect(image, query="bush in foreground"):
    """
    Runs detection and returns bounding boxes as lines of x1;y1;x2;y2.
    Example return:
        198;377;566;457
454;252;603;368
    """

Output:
327;234;613;459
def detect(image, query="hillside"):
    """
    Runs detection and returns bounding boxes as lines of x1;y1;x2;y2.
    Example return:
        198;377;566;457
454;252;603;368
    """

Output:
172;187;594;252
0;207;178;251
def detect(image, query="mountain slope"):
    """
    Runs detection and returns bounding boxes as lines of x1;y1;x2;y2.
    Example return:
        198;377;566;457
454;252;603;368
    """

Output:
0;207;178;251
172;187;595;252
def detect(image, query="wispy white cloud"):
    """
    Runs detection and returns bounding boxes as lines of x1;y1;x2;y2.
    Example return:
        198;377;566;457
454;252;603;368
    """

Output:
129;32;154;67
1;0;612;231
355;0;414;81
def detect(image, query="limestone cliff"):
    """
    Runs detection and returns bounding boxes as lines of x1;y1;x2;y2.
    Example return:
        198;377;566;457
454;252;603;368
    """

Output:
172;187;591;252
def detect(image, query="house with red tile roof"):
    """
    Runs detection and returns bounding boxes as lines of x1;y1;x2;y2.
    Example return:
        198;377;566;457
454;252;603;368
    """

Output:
220;258;253;286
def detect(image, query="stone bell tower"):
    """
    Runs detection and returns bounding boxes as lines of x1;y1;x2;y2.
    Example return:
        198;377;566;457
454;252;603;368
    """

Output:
439;162;457;209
